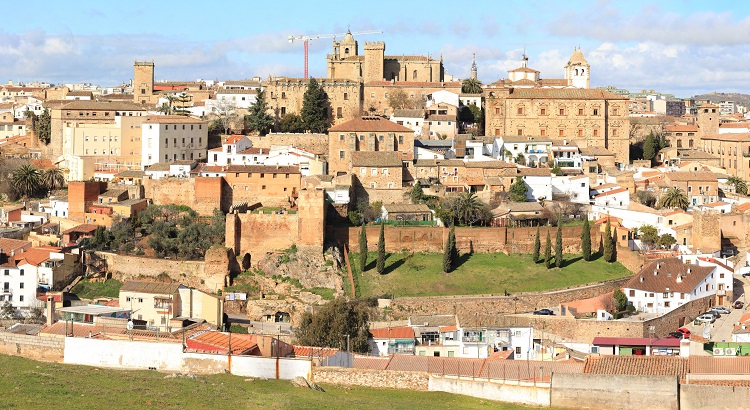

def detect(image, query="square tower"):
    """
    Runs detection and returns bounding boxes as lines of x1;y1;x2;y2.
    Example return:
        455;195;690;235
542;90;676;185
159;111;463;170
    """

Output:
364;42;385;83
133;61;154;104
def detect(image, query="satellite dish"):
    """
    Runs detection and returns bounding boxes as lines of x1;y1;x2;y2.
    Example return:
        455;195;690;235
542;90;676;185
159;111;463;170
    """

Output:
126;320;134;331
702;324;711;340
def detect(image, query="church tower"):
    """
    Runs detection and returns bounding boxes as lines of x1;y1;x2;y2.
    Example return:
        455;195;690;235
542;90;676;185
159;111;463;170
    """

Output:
470;53;477;80
565;48;590;88
339;31;358;59
133;60;154;104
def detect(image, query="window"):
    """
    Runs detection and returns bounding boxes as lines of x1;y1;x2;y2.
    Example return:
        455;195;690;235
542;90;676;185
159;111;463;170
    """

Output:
515;346;521;355
559;108;565;115
412;70;417;80
382;168;388;175
371;168;377;176
665;301;671;308
138;298;143;303
19;295;23;302
518;129;523;136
517;106;524;115
559;129;564;137
262;185;266;190
3;270;7;276
19;283;23;289
578;108;584;115
540;129;546;137
540;108;547;115
19;269;23;276
629;289;635;297
343;92;348;100
339;151;345;159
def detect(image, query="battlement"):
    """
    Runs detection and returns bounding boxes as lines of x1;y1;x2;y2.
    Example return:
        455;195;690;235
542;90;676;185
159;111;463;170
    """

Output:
364;41;385;50
133;60;154;67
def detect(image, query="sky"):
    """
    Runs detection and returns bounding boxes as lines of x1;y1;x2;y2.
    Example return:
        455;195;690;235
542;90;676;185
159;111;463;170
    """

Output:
2;0;750;98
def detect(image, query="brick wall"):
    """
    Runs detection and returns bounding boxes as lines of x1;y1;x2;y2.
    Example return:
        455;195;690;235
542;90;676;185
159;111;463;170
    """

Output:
144;177;227;216
245;133;329;154
312;367;429;391
0;333;65;362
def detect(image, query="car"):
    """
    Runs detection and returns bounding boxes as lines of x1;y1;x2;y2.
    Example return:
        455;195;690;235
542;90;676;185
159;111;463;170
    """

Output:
668;331;685;339
704;310;720;319
742;272;750;278
676;327;691;338
695;314;716;324
735;301;745;309
712;306;731;315
533;309;554;315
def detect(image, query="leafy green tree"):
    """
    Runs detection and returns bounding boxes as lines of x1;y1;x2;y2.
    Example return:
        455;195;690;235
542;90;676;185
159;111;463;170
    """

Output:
411;181;423;203
358;225;368;272
550;165;563;176
509;176;528;202
295;298;371;353
532;225;541;263
461;78;483;94
41;167;65;192
637;224;659;248
278;113;305;133
613;289;628;312
11;164;41;199
300;78;330;133
728;176;748;196
515;152;526;166
450;191;488;226
635;190;657;207
544;231;552;269
467;104;484;135
376;223;385;274
581;217;592;261
659;187;689;210
555;221;563;268
603;217;614;263
449;224;458;268
245;88;274;136
658;233;677;249
33;108;51;145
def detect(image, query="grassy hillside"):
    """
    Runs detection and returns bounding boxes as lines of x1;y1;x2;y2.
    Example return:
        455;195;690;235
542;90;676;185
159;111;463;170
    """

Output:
69;279;123;299
349;252;631;298
0;354;542;410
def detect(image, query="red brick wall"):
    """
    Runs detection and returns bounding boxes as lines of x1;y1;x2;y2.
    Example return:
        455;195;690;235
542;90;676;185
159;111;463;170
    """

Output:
68;181;107;222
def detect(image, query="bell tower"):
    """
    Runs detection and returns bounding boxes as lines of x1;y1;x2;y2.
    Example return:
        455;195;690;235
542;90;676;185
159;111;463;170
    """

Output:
565;48;590;89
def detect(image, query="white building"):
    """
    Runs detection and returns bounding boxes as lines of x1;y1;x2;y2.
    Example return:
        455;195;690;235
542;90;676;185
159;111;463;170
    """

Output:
390;109;425;137
551;175;589;204
593;187;630;209
623;257;733;315
141;115;208;168
208;89;258;110
518;168;552;201
39;198;69;218
500;136;552;167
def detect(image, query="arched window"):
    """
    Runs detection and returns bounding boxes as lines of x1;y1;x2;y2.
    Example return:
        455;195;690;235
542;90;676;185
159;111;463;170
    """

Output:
412;70;417;80
344;47;349;55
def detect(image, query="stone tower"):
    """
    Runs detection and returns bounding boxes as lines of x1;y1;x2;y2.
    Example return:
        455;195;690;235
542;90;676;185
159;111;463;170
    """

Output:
133;60;154;104
364;42;385;83
696;103;720;137
565;48;590;89
470;53;477;80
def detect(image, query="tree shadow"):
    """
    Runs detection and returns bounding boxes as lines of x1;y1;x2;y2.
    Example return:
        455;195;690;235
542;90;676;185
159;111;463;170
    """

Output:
456;252;473;269
364;259;377;272
560;256;583;268
382;253;408;275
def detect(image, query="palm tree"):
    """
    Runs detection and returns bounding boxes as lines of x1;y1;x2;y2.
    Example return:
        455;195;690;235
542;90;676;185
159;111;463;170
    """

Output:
453;191;483;226
728;176;748;196
659;186;689;210
461;78;483;94
41;167;66;192
11;164;41;199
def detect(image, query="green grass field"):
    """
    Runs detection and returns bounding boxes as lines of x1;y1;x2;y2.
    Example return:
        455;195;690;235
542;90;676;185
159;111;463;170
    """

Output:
350;252;631;298
0;354;544;410
69;279;123;299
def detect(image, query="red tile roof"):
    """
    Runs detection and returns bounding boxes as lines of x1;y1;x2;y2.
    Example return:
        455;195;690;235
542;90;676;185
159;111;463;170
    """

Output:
584;356;689;377
594;187;628;198
328;116;414;133
292;345;340;358
187;331;258;355
624;258;714;293
62;224;99;234
665;125;699;132
15;247;60;267
224;135;246;144
689;356;750;374
370;326;415;340
0;237;31;254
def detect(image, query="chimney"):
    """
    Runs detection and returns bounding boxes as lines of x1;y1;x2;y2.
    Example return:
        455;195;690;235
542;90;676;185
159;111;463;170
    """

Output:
46;295;55;326
687;268;691;274
654;270;658;276
640;276;644;283
677;275;682;283
260;148;263;155
656;262;661;269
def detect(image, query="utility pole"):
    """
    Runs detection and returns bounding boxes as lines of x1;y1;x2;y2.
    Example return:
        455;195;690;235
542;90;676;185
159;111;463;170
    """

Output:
343;334;350;367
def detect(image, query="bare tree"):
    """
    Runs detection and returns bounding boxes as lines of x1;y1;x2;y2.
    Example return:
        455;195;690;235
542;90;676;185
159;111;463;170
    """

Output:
212;97;239;135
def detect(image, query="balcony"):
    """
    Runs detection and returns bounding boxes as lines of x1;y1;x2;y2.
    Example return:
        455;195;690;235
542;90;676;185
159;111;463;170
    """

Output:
717;290;727;296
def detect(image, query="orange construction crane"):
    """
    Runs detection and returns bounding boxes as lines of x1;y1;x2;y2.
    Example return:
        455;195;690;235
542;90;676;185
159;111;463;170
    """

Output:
288;29;382;78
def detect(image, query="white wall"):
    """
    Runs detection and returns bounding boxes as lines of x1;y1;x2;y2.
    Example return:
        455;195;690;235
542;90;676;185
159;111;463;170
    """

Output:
64;337;311;379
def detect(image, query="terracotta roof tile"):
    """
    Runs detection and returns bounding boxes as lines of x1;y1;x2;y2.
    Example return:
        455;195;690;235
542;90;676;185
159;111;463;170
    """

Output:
62;224;99;234
143;115;205;124
370;326;415;339
328;116;414;133
120;280;182;295
584;356;688;377
293;345;340;358
624;258;714;293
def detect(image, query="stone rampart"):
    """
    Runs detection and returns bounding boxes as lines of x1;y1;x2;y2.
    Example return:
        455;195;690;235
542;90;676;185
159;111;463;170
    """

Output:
311;366;428;391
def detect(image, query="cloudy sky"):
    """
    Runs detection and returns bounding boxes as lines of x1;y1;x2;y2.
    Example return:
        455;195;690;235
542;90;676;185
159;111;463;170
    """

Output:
2;0;749;97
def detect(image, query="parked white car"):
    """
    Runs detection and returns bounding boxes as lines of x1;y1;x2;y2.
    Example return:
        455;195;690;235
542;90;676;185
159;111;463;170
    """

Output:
695;314;716;324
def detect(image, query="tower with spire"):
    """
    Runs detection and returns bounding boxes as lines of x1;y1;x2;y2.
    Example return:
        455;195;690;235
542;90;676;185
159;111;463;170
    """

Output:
470;53;477;80
564;47;590;88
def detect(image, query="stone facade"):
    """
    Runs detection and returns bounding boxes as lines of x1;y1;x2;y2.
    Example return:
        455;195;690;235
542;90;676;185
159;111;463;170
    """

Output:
143;177;228;216
484;88;630;164
133;61;156;104
262;77;362;126
0;333;65;363
691;210;721;253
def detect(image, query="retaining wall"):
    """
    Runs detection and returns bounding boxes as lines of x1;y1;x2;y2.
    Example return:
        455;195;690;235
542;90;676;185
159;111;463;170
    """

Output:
550;373;678;410
680;384;750;410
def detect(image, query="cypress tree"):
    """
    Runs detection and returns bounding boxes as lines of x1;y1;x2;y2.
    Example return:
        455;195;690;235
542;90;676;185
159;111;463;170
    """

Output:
358;225;367;272
376;223;386;274
449;224;458;268
603;217;614;263
581;217;592;261
555;222;563;268
544;231;552;269
532;225;541;263
611;229;618;262
442;230;452;272
245;88;274;135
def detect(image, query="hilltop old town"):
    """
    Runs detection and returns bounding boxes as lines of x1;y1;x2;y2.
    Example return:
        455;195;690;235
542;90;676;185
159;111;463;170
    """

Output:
2;30;750;409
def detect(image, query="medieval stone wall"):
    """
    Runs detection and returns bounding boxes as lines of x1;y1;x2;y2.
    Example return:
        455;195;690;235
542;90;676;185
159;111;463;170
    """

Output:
312;367;429;391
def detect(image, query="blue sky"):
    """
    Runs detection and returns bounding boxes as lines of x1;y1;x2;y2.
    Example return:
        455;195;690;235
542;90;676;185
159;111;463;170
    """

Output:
2;0;750;97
